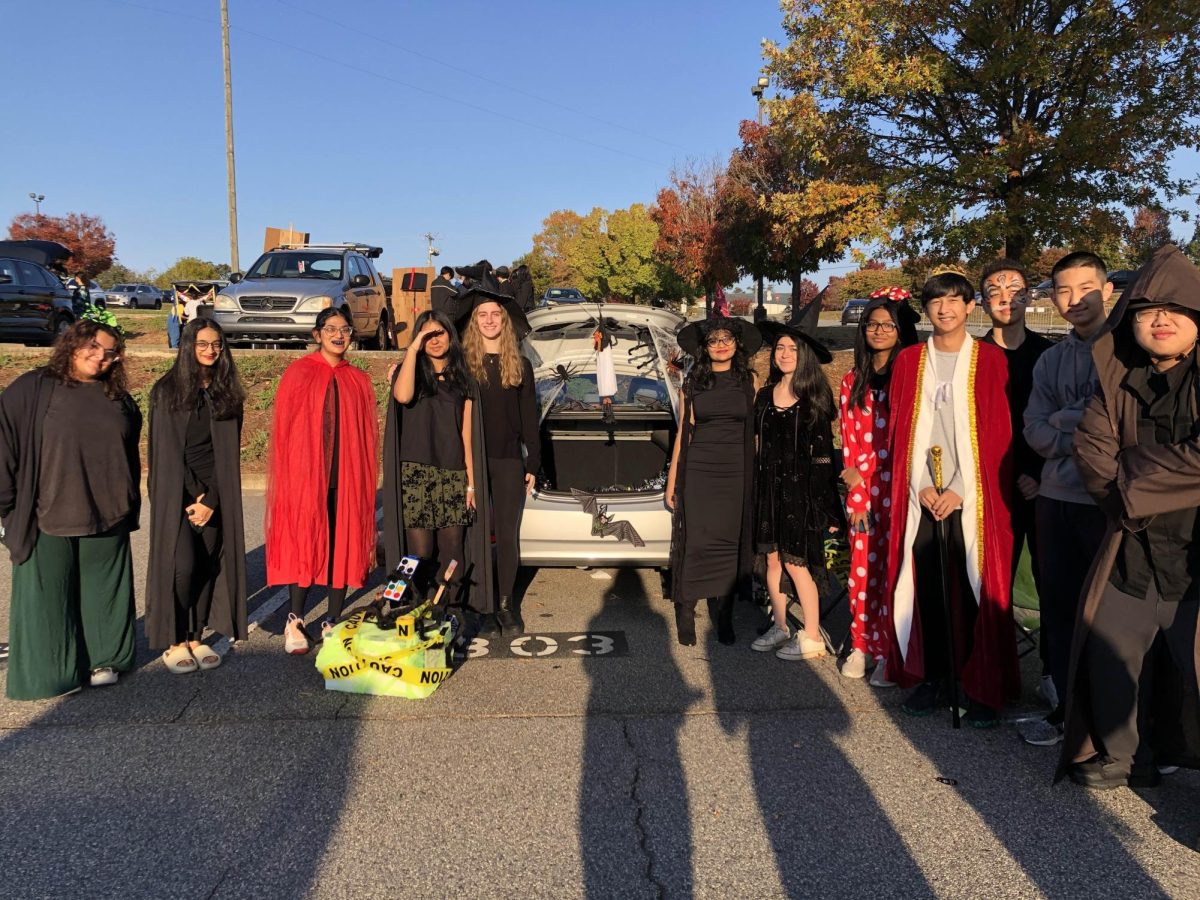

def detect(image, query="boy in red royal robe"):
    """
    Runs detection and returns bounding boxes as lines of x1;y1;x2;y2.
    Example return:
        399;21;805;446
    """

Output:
883;271;1020;725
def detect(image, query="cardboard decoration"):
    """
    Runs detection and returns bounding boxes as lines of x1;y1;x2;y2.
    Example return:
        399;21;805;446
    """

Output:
264;226;310;252
392;266;435;350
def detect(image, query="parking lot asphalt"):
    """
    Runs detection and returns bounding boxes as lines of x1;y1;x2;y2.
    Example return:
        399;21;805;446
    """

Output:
1;494;1198;898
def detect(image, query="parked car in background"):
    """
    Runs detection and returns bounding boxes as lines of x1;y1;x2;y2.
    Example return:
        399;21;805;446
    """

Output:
63;277;107;308
840;298;869;325
540;287;589;306
213;242;393;348
0;240;82;344
1107;269;1136;293
519;303;684;567
107;283;162;308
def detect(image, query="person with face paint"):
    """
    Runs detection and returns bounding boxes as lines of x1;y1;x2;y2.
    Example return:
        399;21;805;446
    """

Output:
836;290;919;682
266;307;378;654
457;288;536;633
145;318;247;674
883;272;1020;726
666;316;761;646
979;259;1054;639
1060;245;1200;789
382;309;485;609
2;320;142;699
750;321;844;662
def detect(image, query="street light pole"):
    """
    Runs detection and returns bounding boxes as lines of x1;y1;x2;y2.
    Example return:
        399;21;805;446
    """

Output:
221;0;240;273
28;193;44;216
751;75;769;322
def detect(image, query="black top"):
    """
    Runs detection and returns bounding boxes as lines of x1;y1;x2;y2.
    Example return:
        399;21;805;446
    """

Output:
477;354;541;475
1110;356;1199;603
183;390;219;509
399;378;466;470
981;328;1054;482
430;276;460;318
37;380;140;537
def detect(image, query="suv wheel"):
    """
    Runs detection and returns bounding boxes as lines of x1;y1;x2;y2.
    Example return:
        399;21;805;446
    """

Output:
154;299;162;310
365;316;390;351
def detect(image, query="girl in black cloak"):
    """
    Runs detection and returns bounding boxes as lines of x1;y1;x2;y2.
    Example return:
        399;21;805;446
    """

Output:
382;310;496;620
666;317;761;646
145;317;247;673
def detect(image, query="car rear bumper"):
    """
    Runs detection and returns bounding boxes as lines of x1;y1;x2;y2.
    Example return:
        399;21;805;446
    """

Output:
519;490;670;567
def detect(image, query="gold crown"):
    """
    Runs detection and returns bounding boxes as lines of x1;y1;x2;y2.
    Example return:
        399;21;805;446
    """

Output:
929;263;969;277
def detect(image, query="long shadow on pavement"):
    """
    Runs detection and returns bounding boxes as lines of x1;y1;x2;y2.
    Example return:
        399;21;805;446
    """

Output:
707;598;933;898
580;568;701;897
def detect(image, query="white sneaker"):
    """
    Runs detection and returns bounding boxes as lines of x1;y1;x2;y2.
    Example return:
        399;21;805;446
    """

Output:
869;660;895;688
751;623;791;652
1036;674;1059;710
841;649;868;679
284;613;311;655
776;632;826;661
89;667;118;687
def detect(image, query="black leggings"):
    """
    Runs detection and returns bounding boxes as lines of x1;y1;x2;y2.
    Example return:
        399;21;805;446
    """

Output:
404;526;464;593
488;457;526;601
912;509;978;690
173;501;222;644
289;486;348;621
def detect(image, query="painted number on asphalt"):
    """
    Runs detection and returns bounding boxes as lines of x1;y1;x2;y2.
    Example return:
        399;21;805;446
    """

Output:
466;632;628;660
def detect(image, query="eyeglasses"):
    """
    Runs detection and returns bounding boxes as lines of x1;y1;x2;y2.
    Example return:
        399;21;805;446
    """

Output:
86;340;120;361
321;326;353;336
1132;305;1189;324
865;322;898;333
706;335;735;347
195;340;223;352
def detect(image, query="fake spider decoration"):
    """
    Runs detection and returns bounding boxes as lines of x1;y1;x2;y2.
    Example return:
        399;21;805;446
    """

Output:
549;362;580;387
665;348;689;373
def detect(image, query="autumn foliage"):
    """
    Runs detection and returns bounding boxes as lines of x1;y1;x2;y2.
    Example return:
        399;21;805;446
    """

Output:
8;212;116;279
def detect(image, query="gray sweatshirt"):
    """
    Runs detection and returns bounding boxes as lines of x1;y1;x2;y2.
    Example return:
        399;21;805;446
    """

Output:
1023;331;1100;505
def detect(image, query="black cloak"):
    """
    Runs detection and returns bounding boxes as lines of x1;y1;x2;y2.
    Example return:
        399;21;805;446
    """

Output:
382;369;498;614
144;398;247;650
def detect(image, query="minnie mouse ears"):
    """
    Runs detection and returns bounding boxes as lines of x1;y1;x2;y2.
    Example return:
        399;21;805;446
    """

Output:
869;286;912;302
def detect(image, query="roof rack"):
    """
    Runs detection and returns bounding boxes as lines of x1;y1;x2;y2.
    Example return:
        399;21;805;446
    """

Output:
273;242;383;259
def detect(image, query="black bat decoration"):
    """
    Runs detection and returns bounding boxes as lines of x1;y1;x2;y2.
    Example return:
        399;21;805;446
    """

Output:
570;489;646;547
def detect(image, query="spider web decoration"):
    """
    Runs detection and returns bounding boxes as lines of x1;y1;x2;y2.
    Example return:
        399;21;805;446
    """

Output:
647;323;688;418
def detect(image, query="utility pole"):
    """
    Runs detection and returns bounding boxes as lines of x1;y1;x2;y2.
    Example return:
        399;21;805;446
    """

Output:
751;75;770;322
423;232;440;269
221;0;240;273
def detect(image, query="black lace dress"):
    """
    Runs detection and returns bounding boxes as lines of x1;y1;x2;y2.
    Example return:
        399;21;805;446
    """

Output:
753;387;846;567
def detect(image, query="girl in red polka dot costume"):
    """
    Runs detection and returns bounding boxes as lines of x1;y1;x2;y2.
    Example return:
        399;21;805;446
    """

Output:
838;290;919;681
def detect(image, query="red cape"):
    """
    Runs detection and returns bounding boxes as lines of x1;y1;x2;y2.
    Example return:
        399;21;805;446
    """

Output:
266;353;378;589
882;339;1020;708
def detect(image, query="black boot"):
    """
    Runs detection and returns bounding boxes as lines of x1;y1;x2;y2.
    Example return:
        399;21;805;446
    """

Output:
497;596;524;634
708;596;735;645
478;613;501;636
674;601;697;646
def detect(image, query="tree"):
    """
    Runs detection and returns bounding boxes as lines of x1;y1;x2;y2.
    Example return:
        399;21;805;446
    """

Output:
8;212;116;278
154;256;232;289
843;265;910;299
531;210;585;287
651;160;737;310
1124;206;1175;269
566;205;663;303
766;1;1200;264
1184;218;1200;268
719;118;887;317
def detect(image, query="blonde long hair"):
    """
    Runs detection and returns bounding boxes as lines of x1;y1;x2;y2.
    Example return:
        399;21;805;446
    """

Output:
463;305;525;389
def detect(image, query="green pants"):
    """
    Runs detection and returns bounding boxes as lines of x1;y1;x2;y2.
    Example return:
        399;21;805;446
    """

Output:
6;528;136;701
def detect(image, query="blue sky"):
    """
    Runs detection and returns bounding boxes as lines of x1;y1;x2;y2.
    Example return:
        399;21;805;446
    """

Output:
6;1;1198;288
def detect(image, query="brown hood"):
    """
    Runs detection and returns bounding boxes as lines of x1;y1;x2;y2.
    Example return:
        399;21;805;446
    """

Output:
1092;244;1200;394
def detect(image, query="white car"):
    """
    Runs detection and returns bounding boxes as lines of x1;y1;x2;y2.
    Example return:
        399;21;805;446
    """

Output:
519;303;685;568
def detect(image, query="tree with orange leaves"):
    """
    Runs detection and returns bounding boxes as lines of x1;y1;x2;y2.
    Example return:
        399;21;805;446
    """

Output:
8;212;116;279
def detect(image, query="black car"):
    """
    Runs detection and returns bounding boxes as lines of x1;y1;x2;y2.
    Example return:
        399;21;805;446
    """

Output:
1107;269;1136;292
0;240;80;344
540;287;590;306
840;298;869;325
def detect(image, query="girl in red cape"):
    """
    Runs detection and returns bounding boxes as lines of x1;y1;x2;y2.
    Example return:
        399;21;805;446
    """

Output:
266;307;378;654
882;272;1020;724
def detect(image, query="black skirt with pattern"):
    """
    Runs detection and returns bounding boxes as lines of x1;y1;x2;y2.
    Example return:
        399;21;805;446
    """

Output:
400;461;471;529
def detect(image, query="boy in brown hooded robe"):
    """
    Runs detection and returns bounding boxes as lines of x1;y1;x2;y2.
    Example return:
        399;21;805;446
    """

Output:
1061;244;1200;790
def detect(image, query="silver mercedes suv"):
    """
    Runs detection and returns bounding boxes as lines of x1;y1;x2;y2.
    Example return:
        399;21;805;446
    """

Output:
213;243;393;348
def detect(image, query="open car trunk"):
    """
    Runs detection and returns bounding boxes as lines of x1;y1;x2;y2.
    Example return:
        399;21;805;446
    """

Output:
538;411;674;494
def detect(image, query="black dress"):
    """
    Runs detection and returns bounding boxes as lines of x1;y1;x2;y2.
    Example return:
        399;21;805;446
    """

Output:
679;371;750;602
753;388;845;567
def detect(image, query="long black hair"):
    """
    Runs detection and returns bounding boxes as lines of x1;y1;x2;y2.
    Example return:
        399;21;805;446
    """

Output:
151;317;245;419
684;326;753;394
848;298;916;410
411;309;470;399
767;333;834;425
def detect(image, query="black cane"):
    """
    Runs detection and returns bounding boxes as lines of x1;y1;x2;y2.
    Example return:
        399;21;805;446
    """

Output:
930;445;961;729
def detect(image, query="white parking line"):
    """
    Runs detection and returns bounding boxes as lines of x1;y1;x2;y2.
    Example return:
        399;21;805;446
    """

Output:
208;507;385;657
